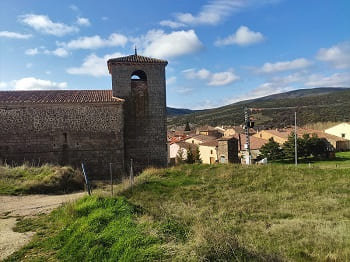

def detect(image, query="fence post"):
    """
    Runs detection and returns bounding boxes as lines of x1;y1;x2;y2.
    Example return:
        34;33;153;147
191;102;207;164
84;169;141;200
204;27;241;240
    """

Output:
81;163;91;196
109;162;113;196
130;158;134;187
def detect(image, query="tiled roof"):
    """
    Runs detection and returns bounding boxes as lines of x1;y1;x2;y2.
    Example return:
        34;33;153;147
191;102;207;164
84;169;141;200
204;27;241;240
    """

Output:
0;90;123;104
107;54;168;65
262;127;348;141
175;141;198;149
234;134;269;151
187;134;217;142
200;140;218;147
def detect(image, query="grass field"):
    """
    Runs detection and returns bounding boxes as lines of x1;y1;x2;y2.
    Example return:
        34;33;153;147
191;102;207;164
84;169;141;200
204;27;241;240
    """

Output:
5;163;350;261
0;164;84;195
280;151;350;169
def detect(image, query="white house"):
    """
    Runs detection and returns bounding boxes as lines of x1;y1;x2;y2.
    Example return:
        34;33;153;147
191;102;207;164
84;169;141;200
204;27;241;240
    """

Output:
325;123;350;140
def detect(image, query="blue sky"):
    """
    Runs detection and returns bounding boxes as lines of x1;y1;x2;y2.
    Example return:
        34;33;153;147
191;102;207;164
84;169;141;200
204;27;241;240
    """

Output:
0;0;349;109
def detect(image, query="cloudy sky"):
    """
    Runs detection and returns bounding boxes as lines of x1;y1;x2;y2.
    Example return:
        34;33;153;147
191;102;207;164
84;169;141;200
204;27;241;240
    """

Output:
0;0;349;109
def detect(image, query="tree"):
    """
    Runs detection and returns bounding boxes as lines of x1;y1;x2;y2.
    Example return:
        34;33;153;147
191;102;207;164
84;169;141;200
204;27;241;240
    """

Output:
283;132;304;160
308;134;332;158
184;121;191;131
260;137;284;160
186;145;195;164
194;146;202;163
283;132;332;160
176;148;186;164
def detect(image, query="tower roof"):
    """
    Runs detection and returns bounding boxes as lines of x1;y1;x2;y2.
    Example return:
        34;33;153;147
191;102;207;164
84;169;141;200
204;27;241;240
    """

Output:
107;54;168;66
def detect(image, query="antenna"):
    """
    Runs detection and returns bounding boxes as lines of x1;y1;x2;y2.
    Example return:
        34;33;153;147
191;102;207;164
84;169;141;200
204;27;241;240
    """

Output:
134;46;137;55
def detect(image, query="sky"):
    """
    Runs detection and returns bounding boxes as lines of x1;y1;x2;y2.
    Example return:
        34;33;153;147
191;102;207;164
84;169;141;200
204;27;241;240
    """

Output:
0;0;349;109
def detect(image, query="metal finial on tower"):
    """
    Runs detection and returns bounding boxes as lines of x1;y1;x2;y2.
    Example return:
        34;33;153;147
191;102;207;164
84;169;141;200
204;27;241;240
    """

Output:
134;46;137;56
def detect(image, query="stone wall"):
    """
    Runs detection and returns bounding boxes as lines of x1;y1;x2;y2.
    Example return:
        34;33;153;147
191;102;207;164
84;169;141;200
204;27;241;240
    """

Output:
218;138;239;163
110;63;168;172
0;103;124;180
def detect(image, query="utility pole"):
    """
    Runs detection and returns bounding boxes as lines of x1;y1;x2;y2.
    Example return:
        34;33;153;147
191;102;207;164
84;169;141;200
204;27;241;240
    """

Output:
294;111;298;166
244;107;251;165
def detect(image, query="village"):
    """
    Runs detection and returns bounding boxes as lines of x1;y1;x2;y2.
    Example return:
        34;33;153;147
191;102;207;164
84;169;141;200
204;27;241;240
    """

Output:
168;122;350;165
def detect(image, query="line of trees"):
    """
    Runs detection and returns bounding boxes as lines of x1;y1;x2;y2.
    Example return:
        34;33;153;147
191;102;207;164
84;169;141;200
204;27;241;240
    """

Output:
259;133;333;161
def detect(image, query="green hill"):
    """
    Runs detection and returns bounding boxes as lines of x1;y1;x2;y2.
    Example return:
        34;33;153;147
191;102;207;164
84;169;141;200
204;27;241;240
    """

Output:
168;87;350;128
8;164;350;261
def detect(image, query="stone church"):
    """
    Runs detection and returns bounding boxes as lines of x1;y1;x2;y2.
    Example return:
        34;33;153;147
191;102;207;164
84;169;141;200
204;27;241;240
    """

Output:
0;53;168;179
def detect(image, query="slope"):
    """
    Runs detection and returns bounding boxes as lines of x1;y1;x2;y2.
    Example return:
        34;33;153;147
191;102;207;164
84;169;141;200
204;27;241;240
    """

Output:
7;164;350;261
168;87;350;128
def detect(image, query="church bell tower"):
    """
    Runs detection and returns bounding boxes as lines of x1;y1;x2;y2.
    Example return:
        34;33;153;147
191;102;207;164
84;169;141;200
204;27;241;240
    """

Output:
107;51;168;172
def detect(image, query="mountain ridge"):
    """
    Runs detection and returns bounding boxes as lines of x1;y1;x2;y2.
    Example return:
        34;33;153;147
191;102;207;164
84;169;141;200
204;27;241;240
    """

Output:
167;87;350;128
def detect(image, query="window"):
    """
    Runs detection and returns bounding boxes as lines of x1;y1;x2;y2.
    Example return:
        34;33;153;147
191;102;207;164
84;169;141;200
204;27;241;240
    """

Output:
342;133;346;138
210;150;213;154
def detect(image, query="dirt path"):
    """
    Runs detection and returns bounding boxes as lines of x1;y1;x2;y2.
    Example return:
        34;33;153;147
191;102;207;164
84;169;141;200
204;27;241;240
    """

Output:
0;192;85;261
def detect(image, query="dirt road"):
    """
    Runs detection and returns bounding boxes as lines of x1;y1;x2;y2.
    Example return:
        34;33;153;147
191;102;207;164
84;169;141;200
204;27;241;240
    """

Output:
0;192;85;261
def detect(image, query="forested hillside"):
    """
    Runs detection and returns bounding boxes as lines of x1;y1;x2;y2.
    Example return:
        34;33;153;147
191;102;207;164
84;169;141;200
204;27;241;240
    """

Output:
168;88;350;128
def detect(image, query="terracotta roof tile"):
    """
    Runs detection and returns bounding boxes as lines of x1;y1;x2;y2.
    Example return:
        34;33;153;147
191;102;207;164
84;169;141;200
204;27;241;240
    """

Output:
234;134;269;151
108;54;168;65
0;90;123;104
200;140;218;147
186;134;217;143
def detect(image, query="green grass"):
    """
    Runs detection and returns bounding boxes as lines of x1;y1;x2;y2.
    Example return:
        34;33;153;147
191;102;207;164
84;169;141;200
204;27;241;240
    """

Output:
0;164;84;195
6;164;350;261
6;196;163;262
281;151;350;169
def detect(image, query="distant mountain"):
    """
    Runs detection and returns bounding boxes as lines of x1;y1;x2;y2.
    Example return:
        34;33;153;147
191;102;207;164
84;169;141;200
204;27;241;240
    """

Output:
166;107;197;116
168;87;350;128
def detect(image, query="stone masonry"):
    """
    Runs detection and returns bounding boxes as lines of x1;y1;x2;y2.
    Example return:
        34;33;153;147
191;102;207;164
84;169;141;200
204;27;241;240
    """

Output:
0;53;169;179
108;54;168;172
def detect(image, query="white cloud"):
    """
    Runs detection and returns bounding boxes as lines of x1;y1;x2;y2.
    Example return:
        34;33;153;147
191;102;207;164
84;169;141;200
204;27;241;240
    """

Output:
0;31;32;39
165;0;278;27
50;48;69;57
175;0;246;26
159;20;186;29
316;42;350;69
209;71;239;86
304;73;350;87
26;63;33;68
67;52;124;77
25;48;39;56
183;68;239;86
26;47;69;57
0;82;8;89
136;29;202;59
76;17;90;26
69;5;79;12
173;87;194;94
215;26;264;46
19;14;78;36
58;33;128;49
183;68;211;80
258;58;312;73
1;77;67;91
166;76;177;85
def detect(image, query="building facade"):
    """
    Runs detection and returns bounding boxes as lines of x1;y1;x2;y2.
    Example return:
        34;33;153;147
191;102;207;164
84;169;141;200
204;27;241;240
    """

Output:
0;53;168;179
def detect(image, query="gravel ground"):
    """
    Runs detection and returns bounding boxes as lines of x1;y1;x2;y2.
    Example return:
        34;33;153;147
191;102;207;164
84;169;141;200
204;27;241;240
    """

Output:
0;192;85;261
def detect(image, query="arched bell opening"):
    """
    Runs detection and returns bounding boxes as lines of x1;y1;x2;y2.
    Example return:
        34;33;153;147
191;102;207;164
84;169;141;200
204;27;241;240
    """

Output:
130;70;148;119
